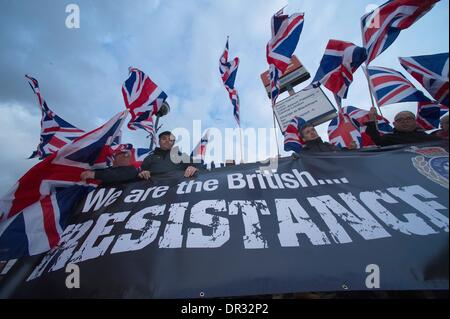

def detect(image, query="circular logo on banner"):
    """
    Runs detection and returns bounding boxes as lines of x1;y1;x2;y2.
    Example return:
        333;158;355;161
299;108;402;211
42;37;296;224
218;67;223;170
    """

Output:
407;147;449;189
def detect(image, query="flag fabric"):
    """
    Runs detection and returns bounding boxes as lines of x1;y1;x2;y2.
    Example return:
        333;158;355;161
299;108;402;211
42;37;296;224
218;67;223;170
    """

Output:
399;53;449;107
328;110;362;149
191;130;210;162
342;105;393;134
367;66;430;106
25;75;85;160
129;113;156;140
283;117;306;153
416;101;449;130
361;0;439;64
342;105;393;146
122;67;167;136
266;9;305;106
0;111;127;259
219;38;241;126
132;147;153;166
311;40;367;99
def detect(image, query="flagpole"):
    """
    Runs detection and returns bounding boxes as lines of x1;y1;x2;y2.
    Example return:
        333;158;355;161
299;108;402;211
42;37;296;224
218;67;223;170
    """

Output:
238;124;244;164
150;115;160;150
272;109;281;158
362;65;384;117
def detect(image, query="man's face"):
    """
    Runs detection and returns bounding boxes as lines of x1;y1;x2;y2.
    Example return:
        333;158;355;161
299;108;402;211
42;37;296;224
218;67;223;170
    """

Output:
394;112;417;132
159;134;175;151
301;126;319;142
113;151;131;167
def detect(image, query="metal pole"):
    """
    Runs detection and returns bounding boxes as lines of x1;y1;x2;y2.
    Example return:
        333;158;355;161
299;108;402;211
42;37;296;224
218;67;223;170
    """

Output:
272;110;281;158
238;125;244;164
363;65;384;117
150;115;160;150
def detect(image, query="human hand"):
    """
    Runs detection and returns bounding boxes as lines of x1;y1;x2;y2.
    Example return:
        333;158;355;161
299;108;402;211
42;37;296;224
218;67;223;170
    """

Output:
80;170;95;181
138;170;151;180
368;106;378;121
184;166;198;178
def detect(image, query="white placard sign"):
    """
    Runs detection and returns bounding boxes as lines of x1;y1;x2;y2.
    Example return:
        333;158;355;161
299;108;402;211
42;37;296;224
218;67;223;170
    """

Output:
274;87;337;132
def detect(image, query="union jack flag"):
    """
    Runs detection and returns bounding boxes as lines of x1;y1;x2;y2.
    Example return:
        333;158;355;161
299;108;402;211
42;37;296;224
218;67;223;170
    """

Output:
191;129;210;163
311;40;367;99
25;75;85;160
133;147;153;166
266;9;304;106
0;111;127;259
367;66;429;106
342;105;393;146
361;0;439;64
416;101;449;130
122;67;167;136
328;110;362;149
283;116;305;153
219;38;241;126
399;53;449;107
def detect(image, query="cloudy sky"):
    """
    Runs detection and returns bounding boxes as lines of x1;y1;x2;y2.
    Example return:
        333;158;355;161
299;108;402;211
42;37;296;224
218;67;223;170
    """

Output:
0;0;448;192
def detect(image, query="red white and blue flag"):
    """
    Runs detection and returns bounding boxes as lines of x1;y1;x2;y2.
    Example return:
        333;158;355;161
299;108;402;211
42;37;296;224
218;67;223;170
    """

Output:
399;53;449;107
0;111;127;259
328;110;362;149
361;0;439;64
283;117;305;153
367;66;429;106
266;9;304;106
122;67;167;136
416;101;449;130
219;38;241;126
25;75;85;160
342;105;393;146
191;130;210;163
311;40;367;99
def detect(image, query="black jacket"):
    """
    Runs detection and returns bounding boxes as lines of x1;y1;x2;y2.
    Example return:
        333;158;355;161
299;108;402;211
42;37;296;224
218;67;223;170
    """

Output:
302;138;340;152
141;147;196;176
94;166;140;184
365;121;441;147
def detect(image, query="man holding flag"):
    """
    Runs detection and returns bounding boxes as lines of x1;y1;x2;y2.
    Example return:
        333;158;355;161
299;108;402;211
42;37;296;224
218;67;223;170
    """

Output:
365;107;441;146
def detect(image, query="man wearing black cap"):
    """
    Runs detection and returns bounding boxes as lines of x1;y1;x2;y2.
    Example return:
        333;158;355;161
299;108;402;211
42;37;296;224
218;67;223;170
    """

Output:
139;131;199;179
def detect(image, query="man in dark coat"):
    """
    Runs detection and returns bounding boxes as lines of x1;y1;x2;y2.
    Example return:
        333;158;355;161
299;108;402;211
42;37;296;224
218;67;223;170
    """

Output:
299;123;342;152
365;107;441;147
139;131;199;179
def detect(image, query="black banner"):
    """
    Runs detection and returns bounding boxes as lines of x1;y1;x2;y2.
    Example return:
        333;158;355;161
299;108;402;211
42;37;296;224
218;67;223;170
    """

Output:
6;143;449;298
